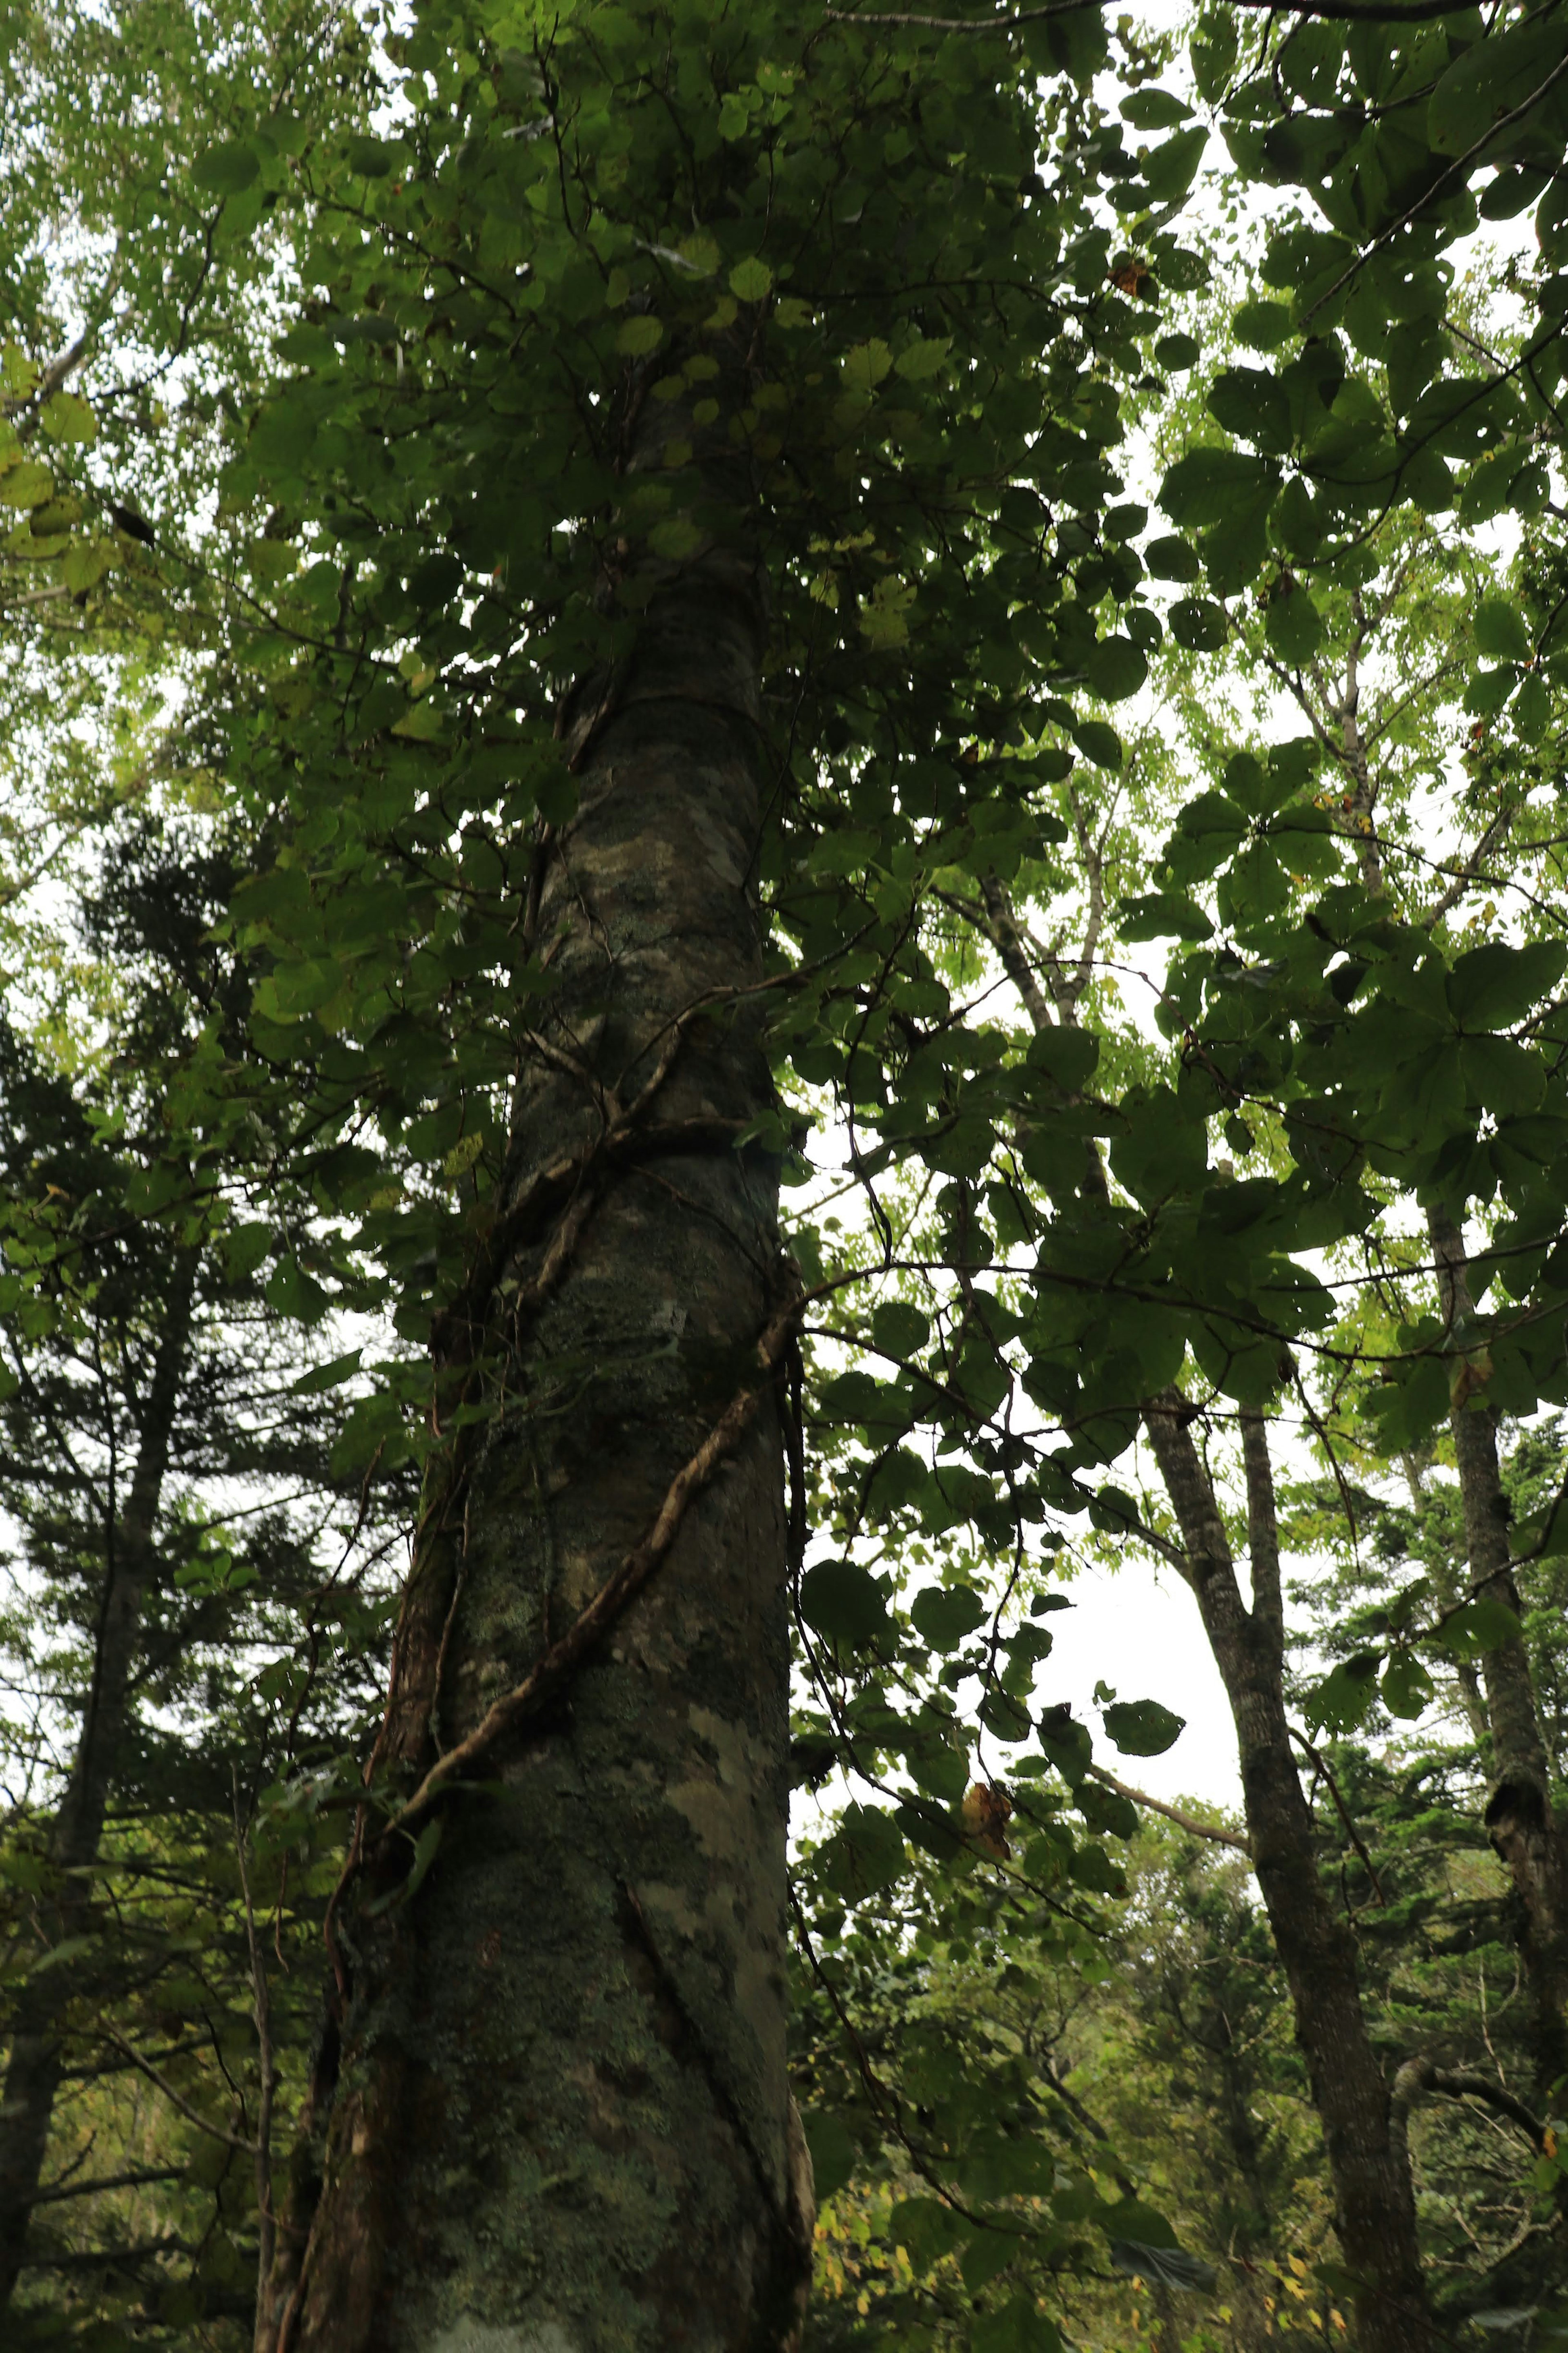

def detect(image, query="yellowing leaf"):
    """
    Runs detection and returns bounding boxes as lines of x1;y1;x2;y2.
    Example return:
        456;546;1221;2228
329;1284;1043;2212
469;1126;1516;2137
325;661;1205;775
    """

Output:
859;575;915;648
443;1132;485;1179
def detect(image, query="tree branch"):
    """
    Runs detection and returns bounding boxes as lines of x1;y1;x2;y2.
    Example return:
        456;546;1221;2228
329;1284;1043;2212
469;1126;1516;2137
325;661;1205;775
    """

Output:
96;2030;258;2156
1086;1762;1250;1853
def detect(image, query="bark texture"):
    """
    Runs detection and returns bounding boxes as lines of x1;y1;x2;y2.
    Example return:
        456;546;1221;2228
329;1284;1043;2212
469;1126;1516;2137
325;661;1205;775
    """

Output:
268;475;808;2351
1142;1401;1432;2353
1429;1204;1568;2093
0;1254;196;2310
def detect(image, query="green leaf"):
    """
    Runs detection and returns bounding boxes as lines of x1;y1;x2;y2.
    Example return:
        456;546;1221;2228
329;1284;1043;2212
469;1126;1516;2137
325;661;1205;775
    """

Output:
729;255;773;302
1265;580;1323;665
1025;1025;1100;1090
292;1349;363;1396
1460;1033;1545;1117
817;1802;906;1900
1085;634;1147;701
891;2196;968;2274
343;134;397;178
800;1560;889;1646
1145;533;1201;581
1100;2199;1181;2252
1436;1594;1523;1664
872;1300;931;1358
1191;18;1238;100
1306;1651;1381;1734
1159;447;1280;531
1140;125;1208;203
1102;1699;1185;1755
895;335;951;380
1169;595;1227;652
802;2110;857;2203
1447;940;1566;1028
1428;19;1568;160
1208;366;1291;454
1070;718;1122;770
1121;88;1190;128
1475;595;1532;662
368;1818;443;1914
1234;299;1293;350
649;513;704;560
840;339;893;399
1381;1653;1434;1721
0;461;53;507
192;141;260;195
1118;891;1213;942
1154;332;1200;372
972;2292;1063;2353
617;315;665;356
911;1582;987;1650
39;392;95;445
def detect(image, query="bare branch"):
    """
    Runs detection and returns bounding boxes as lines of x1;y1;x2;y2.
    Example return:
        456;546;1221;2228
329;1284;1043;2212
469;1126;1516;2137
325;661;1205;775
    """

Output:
1085;1763;1250;1853
96;2030;259;2157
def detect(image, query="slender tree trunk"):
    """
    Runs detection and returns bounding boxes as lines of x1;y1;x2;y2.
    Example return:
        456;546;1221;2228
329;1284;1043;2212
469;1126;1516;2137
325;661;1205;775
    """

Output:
973;874;1431;2349
1399;1450;1490;1753
1428;1204;1568;2093
0;1254;196;2308
266;414;810;2351
1141;1403;1432;2353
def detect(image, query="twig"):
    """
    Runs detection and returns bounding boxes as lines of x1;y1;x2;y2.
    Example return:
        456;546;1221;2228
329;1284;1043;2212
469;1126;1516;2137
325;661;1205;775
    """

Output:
97;2028;259;2156
1085;1762;1250;1854
25;2165;189;2208
1288;1726;1387;1906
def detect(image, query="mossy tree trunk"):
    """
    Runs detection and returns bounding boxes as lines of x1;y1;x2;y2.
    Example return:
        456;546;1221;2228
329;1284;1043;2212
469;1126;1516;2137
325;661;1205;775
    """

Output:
267;455;811;2351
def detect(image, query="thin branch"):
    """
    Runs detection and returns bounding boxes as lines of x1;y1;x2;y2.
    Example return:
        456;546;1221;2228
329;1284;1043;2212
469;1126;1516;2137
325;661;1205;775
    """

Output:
27;2165;189;2209
1288;1726;1387;1907
96;2030;259;2157
1085;1762;1250;1853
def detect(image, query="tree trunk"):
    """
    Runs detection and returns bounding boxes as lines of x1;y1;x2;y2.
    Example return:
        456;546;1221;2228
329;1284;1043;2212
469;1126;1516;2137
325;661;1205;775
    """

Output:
972;874;1431;2351
266;460;810;2351
1142;1402;1432;2353
0;1252;197;2308
1429;1204;1568;2094
1399;1450;1490;1754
